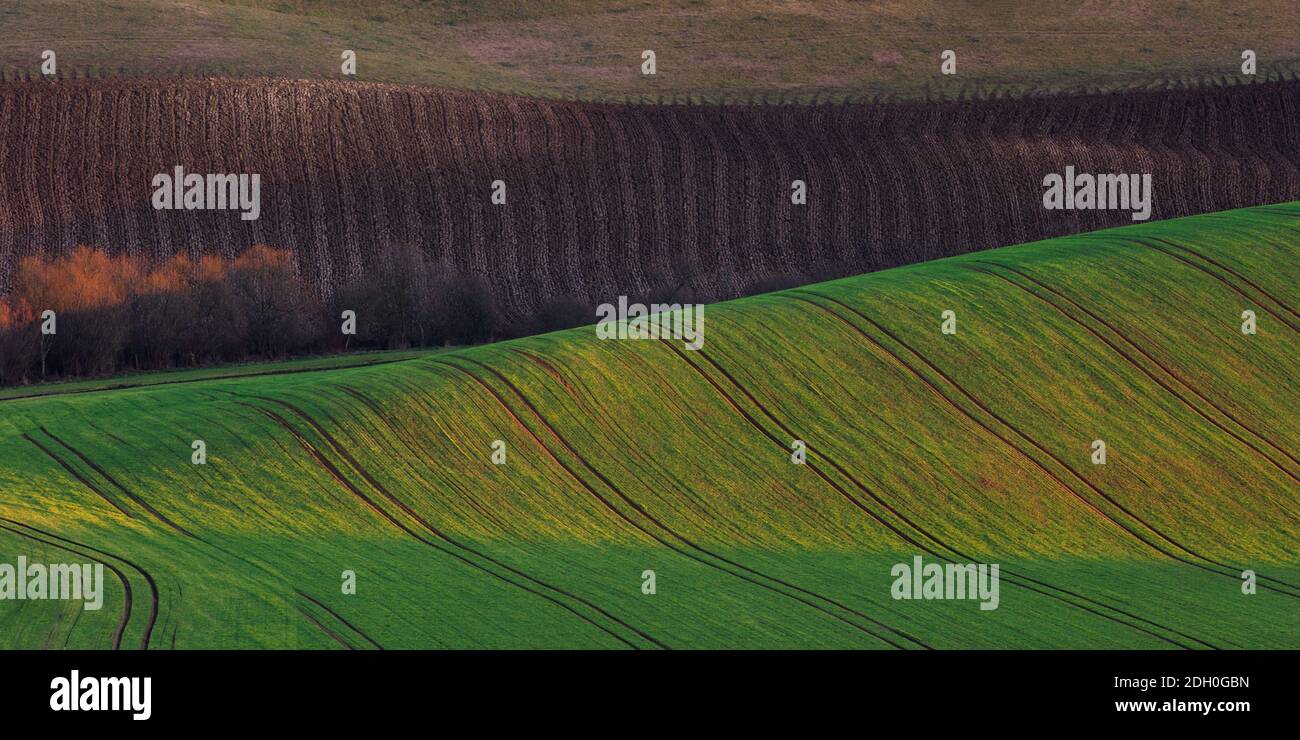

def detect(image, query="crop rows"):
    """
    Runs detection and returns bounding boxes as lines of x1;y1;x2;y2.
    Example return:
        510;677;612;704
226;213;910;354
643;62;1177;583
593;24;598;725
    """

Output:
1;78;1298;321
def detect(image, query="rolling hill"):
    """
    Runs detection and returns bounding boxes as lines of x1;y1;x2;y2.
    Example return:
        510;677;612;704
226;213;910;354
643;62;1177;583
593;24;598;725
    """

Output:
0;204;1296;648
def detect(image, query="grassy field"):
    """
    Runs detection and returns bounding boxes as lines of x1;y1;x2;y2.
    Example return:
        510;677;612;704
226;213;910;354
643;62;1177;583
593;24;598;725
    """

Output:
2;1;1299;100
0;204;1296;648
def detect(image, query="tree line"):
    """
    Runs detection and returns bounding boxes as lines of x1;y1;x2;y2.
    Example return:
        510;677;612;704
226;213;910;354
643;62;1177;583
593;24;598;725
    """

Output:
0;244;511;387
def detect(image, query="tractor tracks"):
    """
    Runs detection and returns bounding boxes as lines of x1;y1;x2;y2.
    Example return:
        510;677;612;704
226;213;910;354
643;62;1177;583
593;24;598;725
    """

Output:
1123;235;1299;333
332;383;515;534
655;318;1214;649
231;395;658;650
0;516;158;649
1149;237;1299;322
23;412;390;650
429;357;929;649
966;260;1299;481
294;604;354;649
23;432;134;519
791;290;1300;601
963;260;1300;590
39;427;196;538
296;589;383;650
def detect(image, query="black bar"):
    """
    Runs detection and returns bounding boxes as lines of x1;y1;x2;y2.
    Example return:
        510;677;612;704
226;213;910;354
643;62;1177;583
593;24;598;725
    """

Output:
0;650;1287;727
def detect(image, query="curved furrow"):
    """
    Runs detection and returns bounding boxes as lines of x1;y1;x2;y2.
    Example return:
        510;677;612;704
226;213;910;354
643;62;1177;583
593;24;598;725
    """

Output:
569;103;618;302
296;589;383;650
1150;236;1299;320
296;85;337;289
795;290;1300;600
969;260;1299;478
941;116;995;260
323;88;364;279
0;355;414;403
917;107;972;262
5;79;1300;322
79;88;110;251
418;91;458;273
229;83;267;249
505;97;555;308
0;88;14;283
661;106;703;291
474;95;525;315
597;104;647;296
774;106;821;274
17;90;49;269
139;85;172;259
433;356;932;650
507;348;765;541
113;88;142;254
40;427;195;538
0;522;130;650
294;604;353;649
694;107;736;299
535;101;580;300
633;104;674;278
331;383;515;533
345;88;395;252
263;82;303;283
0;518;160;649
319;383;661;642
718;102;763;278
655;326;1208;649
1125;236;1299;333
203;86;240;262
47;81;75;253
233;398;655;650
392;91;436;260
22;432;133;519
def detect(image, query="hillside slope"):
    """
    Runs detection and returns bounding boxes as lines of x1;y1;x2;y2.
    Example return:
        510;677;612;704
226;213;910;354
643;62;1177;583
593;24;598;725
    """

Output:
2;78;1300;323
0;205;1296;648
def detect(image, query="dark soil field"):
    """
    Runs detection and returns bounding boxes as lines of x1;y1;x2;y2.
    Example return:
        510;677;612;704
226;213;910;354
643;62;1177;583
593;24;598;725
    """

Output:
1;77;1298;321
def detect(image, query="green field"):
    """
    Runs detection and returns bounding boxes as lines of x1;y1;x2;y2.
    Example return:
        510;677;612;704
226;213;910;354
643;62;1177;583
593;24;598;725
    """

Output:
4;0;1299;101
0;204;1296;649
